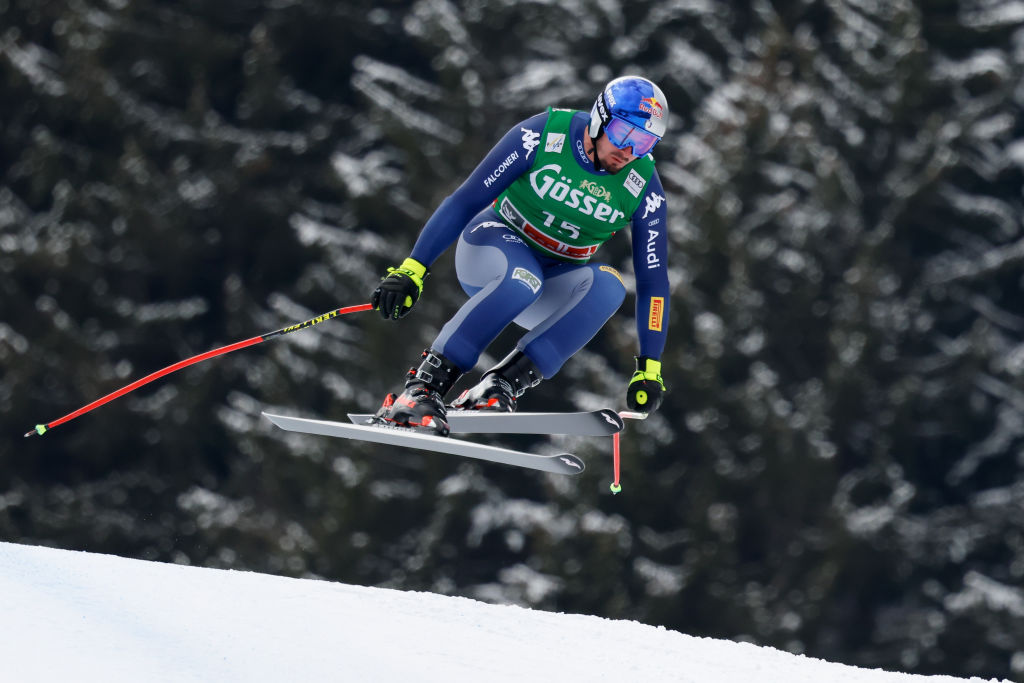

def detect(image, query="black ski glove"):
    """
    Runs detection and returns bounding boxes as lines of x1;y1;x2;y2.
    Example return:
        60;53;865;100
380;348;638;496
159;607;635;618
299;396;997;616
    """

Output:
626;356;665;414
371;257;428;320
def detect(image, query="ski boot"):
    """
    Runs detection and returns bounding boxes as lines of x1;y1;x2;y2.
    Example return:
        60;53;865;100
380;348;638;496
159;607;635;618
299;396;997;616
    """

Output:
450;350;543;413
373;349;463;436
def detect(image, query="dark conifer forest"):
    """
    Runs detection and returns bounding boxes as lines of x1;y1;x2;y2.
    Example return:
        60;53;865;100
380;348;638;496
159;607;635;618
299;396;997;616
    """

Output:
2;1;1023;679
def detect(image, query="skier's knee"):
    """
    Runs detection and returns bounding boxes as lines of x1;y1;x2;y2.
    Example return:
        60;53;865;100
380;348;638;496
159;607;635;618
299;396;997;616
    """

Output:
592;265;626;309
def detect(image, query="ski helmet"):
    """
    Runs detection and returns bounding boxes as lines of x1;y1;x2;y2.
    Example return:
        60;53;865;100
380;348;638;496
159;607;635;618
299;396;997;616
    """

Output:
588;76;668;156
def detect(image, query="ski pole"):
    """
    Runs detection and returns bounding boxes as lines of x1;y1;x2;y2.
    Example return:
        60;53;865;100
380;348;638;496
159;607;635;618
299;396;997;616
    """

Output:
24;302;374;438
611;432;623;494
610;411;647;494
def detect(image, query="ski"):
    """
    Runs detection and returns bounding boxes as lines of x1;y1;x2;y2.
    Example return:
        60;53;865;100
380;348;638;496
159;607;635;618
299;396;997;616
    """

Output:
346;408;624;436
263;412;586;475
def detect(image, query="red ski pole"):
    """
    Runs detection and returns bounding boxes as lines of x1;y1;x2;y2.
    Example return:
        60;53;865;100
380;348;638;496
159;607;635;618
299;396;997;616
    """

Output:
24;302;374;438
611;431;623;494
611;411;648;494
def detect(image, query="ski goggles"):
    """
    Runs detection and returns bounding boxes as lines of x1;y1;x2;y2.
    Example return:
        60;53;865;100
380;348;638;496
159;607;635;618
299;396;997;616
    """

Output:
604;116;661;156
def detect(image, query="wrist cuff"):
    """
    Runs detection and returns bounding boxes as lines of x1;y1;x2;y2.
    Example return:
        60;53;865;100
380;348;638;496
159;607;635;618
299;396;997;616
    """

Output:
635;356;662;376
633;356;663;386
400;257;428;280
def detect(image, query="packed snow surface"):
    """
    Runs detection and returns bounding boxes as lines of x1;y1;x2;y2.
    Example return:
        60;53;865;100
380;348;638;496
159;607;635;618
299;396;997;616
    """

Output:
0;542;1007;682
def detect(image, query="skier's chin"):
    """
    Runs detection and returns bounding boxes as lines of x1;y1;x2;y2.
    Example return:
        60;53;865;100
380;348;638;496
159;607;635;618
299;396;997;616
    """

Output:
602;154;633;173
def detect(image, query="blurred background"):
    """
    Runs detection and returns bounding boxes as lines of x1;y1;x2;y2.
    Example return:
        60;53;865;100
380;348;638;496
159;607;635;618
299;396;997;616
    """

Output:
2;0;1023;679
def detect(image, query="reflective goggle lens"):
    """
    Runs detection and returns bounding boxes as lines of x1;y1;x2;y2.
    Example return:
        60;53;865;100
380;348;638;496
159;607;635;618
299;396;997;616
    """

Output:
605;117;660;156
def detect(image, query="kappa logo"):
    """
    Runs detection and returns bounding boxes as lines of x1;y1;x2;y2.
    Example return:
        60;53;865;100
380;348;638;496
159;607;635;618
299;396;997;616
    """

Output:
624;169;646;198
521;128;540;159
512;267;542;293
470;220;509;233
642;192;666;219
545;133;565;153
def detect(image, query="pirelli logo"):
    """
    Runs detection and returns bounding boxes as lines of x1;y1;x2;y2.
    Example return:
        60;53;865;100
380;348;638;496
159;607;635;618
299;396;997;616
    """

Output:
648;297;664;331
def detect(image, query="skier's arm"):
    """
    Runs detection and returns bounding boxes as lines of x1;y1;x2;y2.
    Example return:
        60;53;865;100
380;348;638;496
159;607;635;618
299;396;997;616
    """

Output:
630;170;670;360
409;111;548;267
371;111;547;319
625;170;669;413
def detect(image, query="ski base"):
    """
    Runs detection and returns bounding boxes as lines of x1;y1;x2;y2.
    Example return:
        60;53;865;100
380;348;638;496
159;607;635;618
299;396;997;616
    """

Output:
263;412;585;475
347;408;623;436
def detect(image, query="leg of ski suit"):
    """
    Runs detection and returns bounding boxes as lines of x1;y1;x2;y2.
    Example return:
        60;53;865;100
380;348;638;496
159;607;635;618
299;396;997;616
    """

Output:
431;208;626;377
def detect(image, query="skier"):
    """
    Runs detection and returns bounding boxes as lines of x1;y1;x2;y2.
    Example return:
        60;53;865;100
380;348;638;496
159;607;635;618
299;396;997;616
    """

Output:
370;75;670;436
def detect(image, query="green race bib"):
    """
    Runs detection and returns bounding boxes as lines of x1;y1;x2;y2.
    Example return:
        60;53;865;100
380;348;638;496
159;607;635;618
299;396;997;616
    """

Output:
496;108;656;262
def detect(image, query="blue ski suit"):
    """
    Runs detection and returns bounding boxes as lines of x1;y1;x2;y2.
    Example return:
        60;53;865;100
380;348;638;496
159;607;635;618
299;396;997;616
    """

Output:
409;110;669;378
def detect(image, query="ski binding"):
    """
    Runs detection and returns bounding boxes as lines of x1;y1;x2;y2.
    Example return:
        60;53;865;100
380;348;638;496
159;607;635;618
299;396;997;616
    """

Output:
347;408;623;436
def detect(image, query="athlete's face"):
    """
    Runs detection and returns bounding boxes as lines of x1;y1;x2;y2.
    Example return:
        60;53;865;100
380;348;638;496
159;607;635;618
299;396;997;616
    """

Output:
595;133;637;173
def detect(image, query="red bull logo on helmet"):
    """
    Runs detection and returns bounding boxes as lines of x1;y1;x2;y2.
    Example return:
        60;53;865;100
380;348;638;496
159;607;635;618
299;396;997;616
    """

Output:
640;97;664;119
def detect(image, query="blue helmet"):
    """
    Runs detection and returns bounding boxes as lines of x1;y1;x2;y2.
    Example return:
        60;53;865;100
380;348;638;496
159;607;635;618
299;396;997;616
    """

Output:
588;76;668;156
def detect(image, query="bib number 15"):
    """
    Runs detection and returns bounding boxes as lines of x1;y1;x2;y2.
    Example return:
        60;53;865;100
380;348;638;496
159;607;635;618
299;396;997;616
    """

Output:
541;211;581;239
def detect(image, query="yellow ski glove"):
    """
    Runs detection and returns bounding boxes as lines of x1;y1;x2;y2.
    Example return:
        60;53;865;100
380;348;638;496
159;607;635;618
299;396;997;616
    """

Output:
371;257;428;320
626;356;665;413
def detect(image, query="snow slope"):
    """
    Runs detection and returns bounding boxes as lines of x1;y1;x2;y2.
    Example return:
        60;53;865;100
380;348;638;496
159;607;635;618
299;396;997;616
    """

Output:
0;542;1007;682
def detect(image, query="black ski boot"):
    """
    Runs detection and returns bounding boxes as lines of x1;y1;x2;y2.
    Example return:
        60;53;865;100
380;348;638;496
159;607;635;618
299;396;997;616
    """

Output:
373;349;463;436
450;350;543;413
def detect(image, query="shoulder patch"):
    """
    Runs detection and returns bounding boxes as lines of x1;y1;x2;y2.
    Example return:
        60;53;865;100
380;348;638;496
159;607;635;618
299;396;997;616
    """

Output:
624;169;646;198
545;133;566;153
